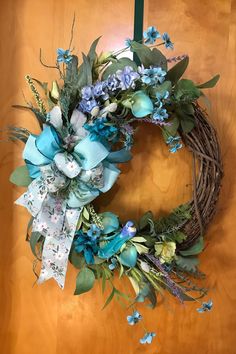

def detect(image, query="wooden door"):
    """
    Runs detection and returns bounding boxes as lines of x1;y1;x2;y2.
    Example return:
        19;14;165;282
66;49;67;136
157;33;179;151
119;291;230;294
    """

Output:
0;1;235;353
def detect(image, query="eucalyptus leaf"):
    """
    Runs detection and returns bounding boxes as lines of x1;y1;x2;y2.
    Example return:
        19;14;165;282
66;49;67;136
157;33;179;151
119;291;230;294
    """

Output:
69;248;85;269
179;237;204;256
166;56;189;84
197;74;220;89
87;37;101;65
30;232;43;259
74;267;95;295
10;165;32;187
130;41;167;70
174;79;201;101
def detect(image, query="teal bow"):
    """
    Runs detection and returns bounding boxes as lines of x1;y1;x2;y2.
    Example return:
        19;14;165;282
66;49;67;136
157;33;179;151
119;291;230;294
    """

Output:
24;125;131;207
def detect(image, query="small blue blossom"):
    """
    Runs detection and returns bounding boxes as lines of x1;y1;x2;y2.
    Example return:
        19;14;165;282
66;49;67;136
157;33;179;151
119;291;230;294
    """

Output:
74;227;100;264
152;106;168;121
166;136;182;153
93;81;109;100
141;66;166;85
127;311;142;325
84;117;118;142
105;75;120;92
87;224;101;240
143;26;161;44
57;48;73;64
156;90;169;101
116;66;139;90
79;98;98;113
121;221;137;238
81;86;94;100
140;332;156;344
125;38;132;47
162;32;174;50
108;257;118;271
197;300;213;313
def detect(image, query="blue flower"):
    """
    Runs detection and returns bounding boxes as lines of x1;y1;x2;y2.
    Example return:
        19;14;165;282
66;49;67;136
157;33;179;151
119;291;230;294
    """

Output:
140;332;156;344
106;75;120;92
57;48;73;64
81;86;94;100
141;67;166;85
162;32;174;50
116;66;139;90
197;300;213;313
79;98;98;113
143;26;161;44
84;117;118;142
152;106;168;121
166;136;182;153
74;227;101;264
87;224;101;240
131;91;154;118
156;90;169;101
125;38;132;47
108;257;118;271
121;221;137;238
127;311;142;325
93;82;109;100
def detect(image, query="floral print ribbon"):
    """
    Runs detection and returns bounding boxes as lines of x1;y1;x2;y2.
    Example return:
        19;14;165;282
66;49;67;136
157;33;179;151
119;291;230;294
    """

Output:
15;123;131;288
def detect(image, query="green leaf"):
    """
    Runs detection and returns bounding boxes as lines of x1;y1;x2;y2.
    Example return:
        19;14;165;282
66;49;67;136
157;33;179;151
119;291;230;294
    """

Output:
179;237;204;256
174;79;201;101
180;116;195;133
87;37;101;65
102;270;107;293
30;232;43;259
65;55;79;84
102;286;115;309
133;243;149;255
139;211;153;230
69;248;85;269
175;255;199;272
162;116;180;139
131;236;147;243
74;267;95;295
10;165;32;187
197;74;220;89
166;56;189;84
130;41;167;69
102;58;137;80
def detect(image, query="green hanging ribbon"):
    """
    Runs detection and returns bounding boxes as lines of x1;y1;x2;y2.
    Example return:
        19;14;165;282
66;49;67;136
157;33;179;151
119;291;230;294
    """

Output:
133;0;144;65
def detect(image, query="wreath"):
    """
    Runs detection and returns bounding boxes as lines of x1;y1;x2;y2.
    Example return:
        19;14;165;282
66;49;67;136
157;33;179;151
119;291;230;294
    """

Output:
8;23;223;346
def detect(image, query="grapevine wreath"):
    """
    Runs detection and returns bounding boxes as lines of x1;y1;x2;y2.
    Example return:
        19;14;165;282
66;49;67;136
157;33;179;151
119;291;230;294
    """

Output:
8;24;223;345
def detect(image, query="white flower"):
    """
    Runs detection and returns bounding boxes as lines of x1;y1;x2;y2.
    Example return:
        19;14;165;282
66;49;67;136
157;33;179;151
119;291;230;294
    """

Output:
51;214;60;224
45;259;52;267
37;222;48;232
27;192;34;201
55;252;64;261
67;161;77;171
37;193;45;201
40;269;48;278
67;210;76;218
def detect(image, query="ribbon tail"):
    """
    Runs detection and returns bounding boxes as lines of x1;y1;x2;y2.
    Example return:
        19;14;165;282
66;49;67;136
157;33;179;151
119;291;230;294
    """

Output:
37;207;82;289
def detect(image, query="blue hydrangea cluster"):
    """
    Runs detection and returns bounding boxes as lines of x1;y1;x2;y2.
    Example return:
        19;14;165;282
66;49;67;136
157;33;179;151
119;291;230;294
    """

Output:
84;117;118;142
79;66;139;113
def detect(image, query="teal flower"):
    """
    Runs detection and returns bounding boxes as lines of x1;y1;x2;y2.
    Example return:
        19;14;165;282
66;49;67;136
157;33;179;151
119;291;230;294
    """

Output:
141;66;166;85
140;332;156;344
152;106;168;121
127;311;142;325
197;300;213;313
74;227;100;264
166;136;182;153
57;48;73;64
162;32;174;50
143;26;161;44
108;257;118;271
84;118;118;142
131;91;154;118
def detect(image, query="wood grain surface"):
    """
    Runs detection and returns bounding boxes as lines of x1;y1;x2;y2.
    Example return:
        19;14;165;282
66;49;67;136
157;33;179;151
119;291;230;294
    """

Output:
0;1;235;353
